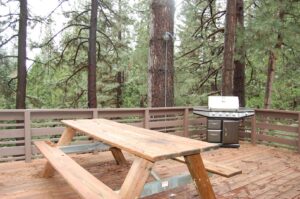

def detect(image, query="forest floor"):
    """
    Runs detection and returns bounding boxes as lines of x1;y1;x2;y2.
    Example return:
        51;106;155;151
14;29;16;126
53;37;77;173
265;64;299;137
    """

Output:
0;142;300;199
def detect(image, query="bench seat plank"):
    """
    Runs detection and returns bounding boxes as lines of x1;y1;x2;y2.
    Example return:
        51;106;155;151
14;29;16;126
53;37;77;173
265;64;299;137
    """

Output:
173;157;242;178
62;119;219;162
34;141;120;199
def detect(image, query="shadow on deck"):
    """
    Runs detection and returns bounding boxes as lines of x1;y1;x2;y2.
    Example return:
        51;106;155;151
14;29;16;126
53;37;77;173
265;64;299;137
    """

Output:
0;142;300;199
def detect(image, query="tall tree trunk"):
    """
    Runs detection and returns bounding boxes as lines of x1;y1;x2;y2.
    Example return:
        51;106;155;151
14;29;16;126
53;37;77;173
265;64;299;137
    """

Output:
87;0;98;108
16;0;27;109
148;0;175;107
233;0;245;107
264;51;276;109
264;1;284;109
222;0;236;96
116;0;123;108
116;71;124;108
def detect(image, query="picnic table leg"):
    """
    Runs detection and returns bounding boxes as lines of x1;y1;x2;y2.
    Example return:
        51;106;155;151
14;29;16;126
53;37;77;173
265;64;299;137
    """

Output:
110;147;127;165
41;127;76;178
184;154;216;199
119;157;153;199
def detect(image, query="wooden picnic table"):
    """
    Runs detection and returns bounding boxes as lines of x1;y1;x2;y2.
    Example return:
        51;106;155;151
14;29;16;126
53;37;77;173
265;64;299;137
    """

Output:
35;118;220;199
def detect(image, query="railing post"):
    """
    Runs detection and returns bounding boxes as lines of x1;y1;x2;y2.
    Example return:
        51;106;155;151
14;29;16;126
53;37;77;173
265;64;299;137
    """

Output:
24;110;32;162
298;113;300;153
251;113;256;145
183;108;189;137
93;109;98;119
144;109;150;129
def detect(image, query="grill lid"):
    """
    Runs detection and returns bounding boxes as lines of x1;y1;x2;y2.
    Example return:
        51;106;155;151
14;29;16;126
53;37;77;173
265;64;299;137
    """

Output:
193;96;254;118
208;96;239;111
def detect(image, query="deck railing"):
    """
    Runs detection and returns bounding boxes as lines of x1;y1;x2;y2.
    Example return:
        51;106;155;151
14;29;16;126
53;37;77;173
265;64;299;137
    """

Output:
0;107;207;162
250;109;300;151
0;108;299;162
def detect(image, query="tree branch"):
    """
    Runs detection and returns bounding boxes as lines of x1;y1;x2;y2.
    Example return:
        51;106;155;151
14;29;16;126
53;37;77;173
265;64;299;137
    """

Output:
0;34;18;48
38;23;89;47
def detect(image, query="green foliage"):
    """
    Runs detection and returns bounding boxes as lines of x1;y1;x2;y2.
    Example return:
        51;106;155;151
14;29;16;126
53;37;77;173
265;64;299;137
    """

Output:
122;0;149;107
26;0;135;108
0;52;15;109
244;0;300;110
175;0;300;110
175;0;224;106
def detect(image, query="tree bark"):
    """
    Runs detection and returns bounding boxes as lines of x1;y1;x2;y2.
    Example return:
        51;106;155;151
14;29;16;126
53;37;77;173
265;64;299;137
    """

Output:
264;1;284;109
264;51;276;109
116;0;123;108
87;0;98;108
116;71;124;108
16;0;28;109
233;0;245;107
222;0;236;96
148;0;175;107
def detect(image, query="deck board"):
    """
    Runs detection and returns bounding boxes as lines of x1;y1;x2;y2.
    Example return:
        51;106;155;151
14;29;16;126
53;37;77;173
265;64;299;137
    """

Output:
1;142;300;199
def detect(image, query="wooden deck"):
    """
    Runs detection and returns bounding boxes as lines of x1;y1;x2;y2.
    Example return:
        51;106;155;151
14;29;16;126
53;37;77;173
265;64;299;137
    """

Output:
1;142;300;199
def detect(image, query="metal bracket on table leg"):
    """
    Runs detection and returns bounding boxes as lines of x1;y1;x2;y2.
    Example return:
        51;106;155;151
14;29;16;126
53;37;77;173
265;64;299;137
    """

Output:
59;142;110;154
140;172;192;198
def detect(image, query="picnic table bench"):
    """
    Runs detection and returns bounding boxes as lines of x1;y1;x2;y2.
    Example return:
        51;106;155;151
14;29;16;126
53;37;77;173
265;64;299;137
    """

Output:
35;119;241;199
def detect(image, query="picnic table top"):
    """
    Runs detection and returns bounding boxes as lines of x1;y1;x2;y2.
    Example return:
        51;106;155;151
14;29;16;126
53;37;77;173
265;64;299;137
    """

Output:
62;119;219;162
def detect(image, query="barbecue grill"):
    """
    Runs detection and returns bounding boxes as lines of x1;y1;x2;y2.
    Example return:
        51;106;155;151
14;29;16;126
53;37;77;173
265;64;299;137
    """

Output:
193;96;254;147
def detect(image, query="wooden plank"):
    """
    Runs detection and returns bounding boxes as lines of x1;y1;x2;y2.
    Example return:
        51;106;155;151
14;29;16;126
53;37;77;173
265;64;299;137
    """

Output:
119;157;153;199
189;118;207;125
0;146;25;156
30;110;93;120
93;109;98;118
173;157;242;177
31;127;65;136
99;111;144;118
255;109;299;119
0;155;25;162
24;110;32;162
110;147;127;165
56;127;76;145
257;134;297;147
0;140;25;145
62;119;219;162
42;127;76;178
144;109;150;129
34;141;120;199
149;109;183;116
183;108;189;137
0;123;24;127
0;110;24;121
184;154;216;199
256;122;298;133
0;129;24;139
125;122;143;127
251;115;257;144
148;119;183;128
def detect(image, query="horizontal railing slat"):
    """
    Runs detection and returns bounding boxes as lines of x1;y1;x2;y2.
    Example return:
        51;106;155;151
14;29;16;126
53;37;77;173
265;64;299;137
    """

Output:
0;146;25;156
149;120;183;128
257;134;298;147
31;127;65;136
255;109;298;120
256;122;298;133
0;129;24;139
